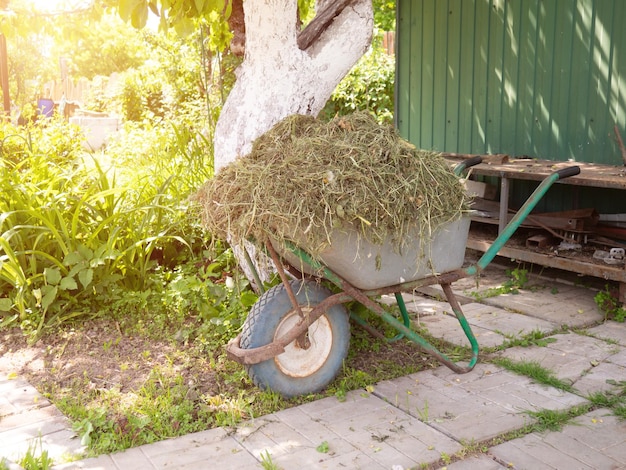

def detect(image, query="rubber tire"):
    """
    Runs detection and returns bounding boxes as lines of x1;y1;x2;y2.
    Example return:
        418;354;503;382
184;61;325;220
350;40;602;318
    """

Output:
240;279;350;398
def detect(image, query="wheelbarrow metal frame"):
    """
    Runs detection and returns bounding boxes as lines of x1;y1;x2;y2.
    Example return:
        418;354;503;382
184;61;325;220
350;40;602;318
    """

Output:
226;159;580;374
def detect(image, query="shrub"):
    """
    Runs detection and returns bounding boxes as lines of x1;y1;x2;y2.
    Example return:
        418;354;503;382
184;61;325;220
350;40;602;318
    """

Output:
0;119;214;337
320;44;395;124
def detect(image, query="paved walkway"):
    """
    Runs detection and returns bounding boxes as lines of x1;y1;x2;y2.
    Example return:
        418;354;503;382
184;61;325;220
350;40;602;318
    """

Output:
1;262;625;469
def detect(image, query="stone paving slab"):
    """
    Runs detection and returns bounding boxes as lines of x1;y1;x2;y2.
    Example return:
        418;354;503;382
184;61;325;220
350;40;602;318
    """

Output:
3;262;621;470
0;376;84;466
588;321;626;346
497;332;621;386
443;454;509;469
489;408;626;470
54;427;257;470
261;391;462;470
419;261;605;328
410;301;557;349
372;364;587;443
53;391;462;470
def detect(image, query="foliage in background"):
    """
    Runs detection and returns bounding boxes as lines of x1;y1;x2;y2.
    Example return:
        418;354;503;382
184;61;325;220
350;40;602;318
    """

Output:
0;116;233;339
373;0;397;31
54;11;149;80
320;39;395;124
0;0;401;456
594;285;626;322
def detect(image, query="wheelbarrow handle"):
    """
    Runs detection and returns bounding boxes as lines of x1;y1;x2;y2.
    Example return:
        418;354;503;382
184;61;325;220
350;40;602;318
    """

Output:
466;165;582;276
556;166;581;180
453;156;483;176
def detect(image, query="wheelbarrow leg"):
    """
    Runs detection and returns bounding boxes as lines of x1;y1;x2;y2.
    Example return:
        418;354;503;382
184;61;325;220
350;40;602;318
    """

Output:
440;283;479;370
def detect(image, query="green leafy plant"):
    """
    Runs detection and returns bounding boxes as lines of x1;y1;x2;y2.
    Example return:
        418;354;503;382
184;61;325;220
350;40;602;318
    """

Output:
316;441;329;453
470;267;530;300
18;437;54;470
493;357;573;392
496;329;557;350
525;405;592;433
594;285;626;322
320;42;394;124
587;379;626;420
260;450;281;470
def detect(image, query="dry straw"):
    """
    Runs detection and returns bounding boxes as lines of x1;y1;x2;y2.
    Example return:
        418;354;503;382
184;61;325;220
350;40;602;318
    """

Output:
196;112;469;258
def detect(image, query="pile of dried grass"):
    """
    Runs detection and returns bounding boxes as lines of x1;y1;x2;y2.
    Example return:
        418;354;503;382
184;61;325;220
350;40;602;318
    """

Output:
196;112;469;257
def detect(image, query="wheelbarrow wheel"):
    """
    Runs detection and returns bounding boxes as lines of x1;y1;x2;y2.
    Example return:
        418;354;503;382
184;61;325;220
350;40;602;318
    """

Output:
240;279;350;398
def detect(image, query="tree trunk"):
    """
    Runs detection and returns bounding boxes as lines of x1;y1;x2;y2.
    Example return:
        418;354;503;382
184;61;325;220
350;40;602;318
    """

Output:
212;0;373;288
214;0;373;172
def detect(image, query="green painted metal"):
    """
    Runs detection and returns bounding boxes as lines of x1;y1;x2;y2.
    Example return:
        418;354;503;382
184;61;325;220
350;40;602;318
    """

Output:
389;292;410;342
281;240;478;372
466;166;581;276
396;0;626;166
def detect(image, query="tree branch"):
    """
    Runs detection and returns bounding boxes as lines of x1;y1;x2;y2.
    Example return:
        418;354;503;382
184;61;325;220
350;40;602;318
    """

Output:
297;0;356;50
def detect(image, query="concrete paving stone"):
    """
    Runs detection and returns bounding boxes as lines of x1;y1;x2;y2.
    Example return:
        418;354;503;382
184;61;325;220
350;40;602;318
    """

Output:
542;333;619;357
107;448;157;470
541;430;621;469
0;415;71;452
295;390;461;469
296;390;390;423
587;321;626;346
414;301;557;350
271;445;385;470
606;347;626;366
52;428;250;470
431;365;588;410
271;406;357;455
0;395;18;418
234;414;348;464
374;370;529;442
0;404;66;432
325;411;458;469
573;361;626;396
450;264;514;293
53;454;119;470
0;378;51;412
0;428;82;465
380;293;450;315
121;427;253;470
374;364;587;443
300;448;387;469
490;433;596;470
0;349;44;377
481;292;602;328
147;436;254;469
490;408;626;470
234;416;290;459
461;303;557;335
559;408;626;453
443;454;509;469
416;311;506;349
498;332;619;385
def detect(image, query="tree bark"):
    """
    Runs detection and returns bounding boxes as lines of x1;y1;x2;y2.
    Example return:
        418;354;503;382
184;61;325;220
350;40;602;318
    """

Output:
213;0;373;172
212;0;373;287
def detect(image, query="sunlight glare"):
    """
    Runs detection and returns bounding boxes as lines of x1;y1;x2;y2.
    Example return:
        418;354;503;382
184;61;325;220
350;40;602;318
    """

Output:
27;0;92;13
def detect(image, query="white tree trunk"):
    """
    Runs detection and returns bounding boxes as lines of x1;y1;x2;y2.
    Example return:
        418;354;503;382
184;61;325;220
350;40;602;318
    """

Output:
212;0;373;288
214;0;374;171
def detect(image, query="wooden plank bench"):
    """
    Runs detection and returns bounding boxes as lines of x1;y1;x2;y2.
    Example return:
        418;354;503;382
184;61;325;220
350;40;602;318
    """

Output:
444;154;626;302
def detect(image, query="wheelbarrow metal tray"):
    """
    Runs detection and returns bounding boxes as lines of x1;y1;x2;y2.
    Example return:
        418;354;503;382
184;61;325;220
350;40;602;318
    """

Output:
279;217;471;290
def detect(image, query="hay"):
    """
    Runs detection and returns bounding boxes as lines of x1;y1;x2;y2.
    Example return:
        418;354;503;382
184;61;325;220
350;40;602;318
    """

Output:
196;112;470;257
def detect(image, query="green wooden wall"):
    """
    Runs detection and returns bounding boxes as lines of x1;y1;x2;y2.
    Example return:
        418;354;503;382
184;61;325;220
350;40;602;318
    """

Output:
396;0;626;165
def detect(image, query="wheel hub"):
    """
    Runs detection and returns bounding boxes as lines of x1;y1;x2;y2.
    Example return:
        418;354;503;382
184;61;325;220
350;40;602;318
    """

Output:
274;308;333;378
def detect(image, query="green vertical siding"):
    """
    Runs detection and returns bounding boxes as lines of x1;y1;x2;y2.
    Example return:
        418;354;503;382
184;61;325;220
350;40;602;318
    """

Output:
396;0;626;165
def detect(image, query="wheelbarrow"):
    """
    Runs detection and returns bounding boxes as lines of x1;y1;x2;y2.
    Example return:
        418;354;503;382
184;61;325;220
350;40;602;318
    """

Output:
226;157;581;398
